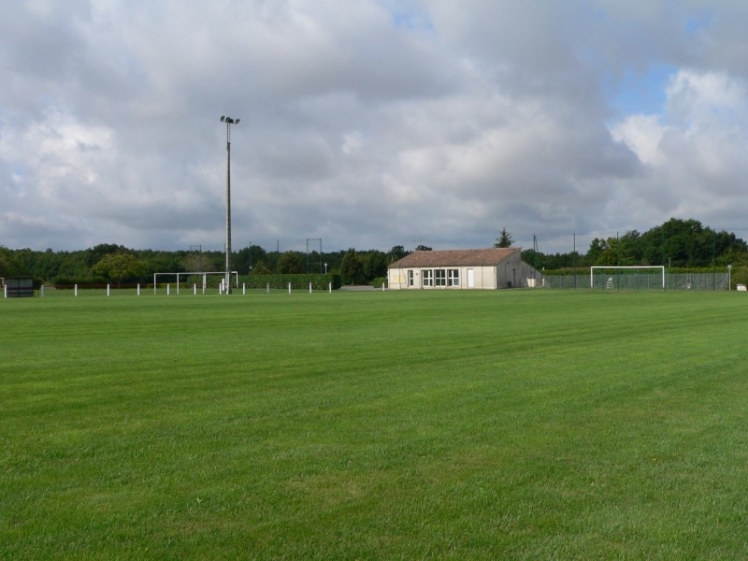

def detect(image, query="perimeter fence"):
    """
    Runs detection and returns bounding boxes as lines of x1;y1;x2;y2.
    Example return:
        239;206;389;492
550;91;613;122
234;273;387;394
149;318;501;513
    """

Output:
544;272;730;290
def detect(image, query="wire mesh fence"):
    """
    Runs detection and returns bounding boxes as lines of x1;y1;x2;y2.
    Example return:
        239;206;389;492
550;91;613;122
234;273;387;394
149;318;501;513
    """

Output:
543;272;730;290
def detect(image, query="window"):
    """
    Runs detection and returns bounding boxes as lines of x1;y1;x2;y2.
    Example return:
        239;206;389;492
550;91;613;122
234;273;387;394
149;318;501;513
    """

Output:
407;270;414;287
435;269;446;287
420;269;459;288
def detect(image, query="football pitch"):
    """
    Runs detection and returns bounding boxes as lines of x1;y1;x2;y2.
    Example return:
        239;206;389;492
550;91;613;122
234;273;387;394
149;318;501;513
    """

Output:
2;289;747;559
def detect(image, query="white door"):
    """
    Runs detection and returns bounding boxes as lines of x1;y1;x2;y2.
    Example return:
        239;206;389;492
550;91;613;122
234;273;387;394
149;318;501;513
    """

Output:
467;268;474;288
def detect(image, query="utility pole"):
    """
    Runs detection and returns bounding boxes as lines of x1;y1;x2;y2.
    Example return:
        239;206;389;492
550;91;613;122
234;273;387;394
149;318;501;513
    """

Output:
220;116;240;294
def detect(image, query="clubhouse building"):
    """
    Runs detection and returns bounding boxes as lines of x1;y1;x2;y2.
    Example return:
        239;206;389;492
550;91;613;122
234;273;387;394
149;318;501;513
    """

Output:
388;248;542;290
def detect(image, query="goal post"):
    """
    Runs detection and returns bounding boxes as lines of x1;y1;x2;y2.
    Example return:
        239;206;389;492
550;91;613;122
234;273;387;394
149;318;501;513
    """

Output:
590;266;665;290
153;271;240;293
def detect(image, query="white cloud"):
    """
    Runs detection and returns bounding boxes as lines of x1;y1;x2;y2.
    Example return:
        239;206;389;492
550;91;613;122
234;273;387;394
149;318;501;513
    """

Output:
608;69;748;234
2;0;748;254
612;115;665;166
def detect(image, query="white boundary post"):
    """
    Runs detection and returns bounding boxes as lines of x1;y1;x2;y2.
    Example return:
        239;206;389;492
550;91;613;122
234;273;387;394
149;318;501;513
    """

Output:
75;284;78;297
41;285;45;297
167;284;171;296
288;282;292;294
107;284;110;296
266;283;270;294
193;284;197;295
329;282;332;294
309;282;312;294
243;283;246;295
137;284;141;296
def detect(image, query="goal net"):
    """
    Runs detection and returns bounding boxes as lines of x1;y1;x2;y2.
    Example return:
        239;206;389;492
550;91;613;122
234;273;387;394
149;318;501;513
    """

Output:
590;266;665;291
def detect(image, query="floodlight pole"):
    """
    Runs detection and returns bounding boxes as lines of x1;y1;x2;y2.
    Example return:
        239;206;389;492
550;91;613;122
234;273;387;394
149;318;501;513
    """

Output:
220;116;240;294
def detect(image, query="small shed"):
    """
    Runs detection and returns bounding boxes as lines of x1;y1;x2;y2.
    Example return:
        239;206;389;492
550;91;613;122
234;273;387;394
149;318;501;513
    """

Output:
3;277;35;298
388;248;542;290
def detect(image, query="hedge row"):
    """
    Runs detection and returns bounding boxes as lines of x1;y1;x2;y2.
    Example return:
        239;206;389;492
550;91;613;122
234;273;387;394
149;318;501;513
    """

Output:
54;277;111;288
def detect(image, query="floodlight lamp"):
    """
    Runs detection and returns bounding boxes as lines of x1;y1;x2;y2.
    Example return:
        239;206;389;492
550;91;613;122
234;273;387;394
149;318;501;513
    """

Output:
220;116;226;122
235;119;240;124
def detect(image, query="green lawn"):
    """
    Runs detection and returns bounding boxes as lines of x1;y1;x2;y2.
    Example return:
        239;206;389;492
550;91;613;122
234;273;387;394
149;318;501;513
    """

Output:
2;290;747;559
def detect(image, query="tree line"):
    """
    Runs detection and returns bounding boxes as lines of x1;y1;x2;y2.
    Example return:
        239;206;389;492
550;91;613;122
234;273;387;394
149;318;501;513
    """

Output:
0;242;409;287
1;218;746;287
519;218;748;271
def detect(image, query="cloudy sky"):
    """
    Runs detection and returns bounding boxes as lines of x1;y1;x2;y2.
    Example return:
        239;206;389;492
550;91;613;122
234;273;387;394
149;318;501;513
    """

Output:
2;0;748;254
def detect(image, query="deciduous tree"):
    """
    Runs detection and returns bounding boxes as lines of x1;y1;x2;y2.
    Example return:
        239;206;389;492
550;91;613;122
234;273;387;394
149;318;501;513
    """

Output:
340;249;366;285
389;245;407;262
93;252;146;286
278;251;303;274
0;253;12;277
364;251;388;280
182;253;216;272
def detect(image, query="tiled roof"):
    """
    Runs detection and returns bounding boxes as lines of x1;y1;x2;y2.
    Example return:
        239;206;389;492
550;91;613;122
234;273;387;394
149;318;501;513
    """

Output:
389;248;520;268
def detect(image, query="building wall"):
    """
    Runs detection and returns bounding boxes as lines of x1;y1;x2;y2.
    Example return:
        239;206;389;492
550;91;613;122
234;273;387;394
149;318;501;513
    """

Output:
388;268;407;289
494;253;543;288
388;265;498;290
517;259;544;288
473;265;497;289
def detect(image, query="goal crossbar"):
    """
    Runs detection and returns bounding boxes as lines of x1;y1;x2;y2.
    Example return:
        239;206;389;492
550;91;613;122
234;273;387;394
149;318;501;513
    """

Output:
590;266;665;290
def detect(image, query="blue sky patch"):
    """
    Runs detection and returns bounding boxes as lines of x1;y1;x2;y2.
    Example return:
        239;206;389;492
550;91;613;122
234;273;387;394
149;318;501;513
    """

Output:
685;12;712;34
380;0;434;32
606;63;677;117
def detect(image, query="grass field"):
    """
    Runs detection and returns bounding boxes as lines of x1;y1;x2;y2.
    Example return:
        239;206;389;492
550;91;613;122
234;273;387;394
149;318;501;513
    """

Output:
2;289;747;559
